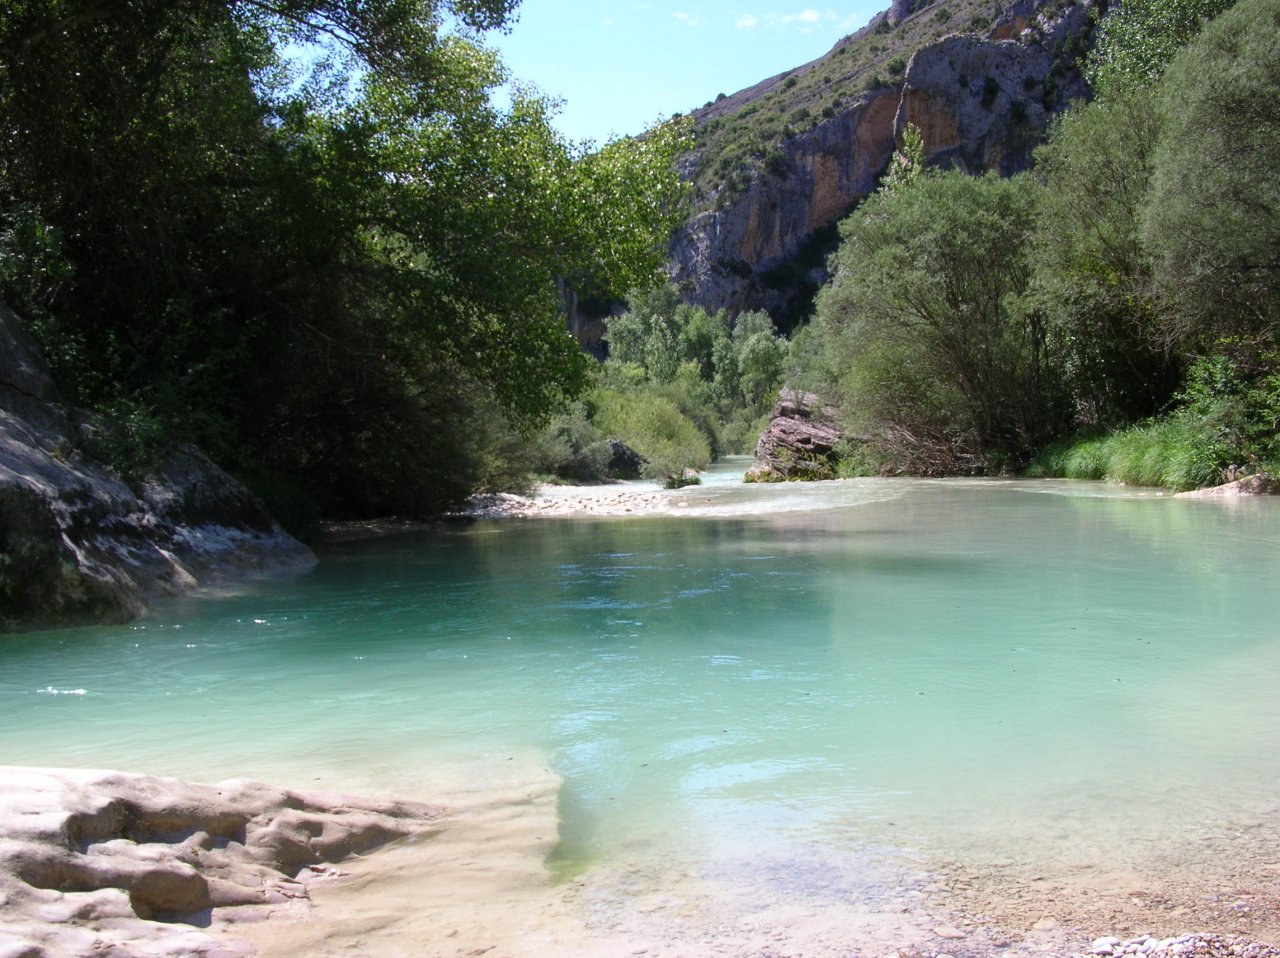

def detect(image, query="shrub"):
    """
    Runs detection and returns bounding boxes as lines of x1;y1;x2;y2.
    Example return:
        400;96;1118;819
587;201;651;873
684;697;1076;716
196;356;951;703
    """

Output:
593;389;711;483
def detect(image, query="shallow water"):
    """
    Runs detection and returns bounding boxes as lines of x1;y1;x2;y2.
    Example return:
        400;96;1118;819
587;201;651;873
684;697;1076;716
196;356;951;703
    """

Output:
4;470;1280;911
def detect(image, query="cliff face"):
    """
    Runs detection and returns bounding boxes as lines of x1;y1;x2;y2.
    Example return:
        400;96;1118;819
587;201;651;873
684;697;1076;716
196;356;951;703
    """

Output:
669;0;1095;324
896;1;1094;174
670;88;900;320
0;303;315;632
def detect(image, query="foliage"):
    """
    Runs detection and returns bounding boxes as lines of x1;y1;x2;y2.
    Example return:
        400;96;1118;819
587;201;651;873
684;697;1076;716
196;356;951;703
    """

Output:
779;0;1276;489
1139;0;1280;352
881;123;925;196
601;285;789;456
806;171;1065;473
1085;0;1238;99
1030;89;1180;423
0;0;689;518
592;388;711;484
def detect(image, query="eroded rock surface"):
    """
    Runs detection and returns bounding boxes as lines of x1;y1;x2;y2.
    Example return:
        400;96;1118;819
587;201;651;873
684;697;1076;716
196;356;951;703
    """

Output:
0;301;315;632
670;0;1096;321
746;390;844;482
0;767;443;958
894;2;1092;176
1176;472;1280;498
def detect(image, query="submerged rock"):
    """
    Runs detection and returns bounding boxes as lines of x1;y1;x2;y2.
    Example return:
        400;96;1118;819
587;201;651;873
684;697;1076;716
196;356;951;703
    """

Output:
0;766;443;958
1175;472;1280;498
0;301;315;632
745;390;844;483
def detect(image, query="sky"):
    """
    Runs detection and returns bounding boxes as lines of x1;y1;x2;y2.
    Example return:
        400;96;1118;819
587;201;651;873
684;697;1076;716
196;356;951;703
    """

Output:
487;2;888;144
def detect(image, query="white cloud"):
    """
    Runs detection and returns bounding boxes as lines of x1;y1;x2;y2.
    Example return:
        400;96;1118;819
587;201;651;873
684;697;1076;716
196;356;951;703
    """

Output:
736;13;759;29
672;11;703;26
769;7;845;31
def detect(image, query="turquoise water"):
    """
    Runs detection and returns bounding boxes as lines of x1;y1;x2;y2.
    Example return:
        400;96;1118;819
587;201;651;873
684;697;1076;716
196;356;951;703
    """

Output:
3;471;1279;886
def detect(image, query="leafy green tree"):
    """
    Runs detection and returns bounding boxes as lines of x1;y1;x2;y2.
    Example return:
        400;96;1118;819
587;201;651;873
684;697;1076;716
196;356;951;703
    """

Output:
1086;0;1237;99
809;171;1064;472
1140;0;1280;352
593;388;711;485
0;0;689;519
1031;91;1181;423
733;311;788;410
882;123;925;195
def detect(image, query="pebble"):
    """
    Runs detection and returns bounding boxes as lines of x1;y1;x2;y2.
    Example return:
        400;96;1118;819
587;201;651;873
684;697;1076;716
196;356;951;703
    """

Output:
1076;934;1280;958
933;926;967;940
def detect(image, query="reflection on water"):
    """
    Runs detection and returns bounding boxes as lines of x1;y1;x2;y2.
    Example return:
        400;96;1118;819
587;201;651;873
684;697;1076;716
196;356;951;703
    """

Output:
2;476;1279;895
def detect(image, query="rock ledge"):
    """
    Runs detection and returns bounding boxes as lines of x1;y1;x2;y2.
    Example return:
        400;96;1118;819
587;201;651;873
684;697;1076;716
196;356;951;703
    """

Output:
1;301;315;632
0;766;443;958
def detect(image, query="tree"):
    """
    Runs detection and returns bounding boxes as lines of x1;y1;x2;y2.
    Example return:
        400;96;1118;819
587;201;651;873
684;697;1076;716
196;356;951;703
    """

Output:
0;0;690;519
1031;91;1180;423
809;171;1063;472
1086;0;1238;99
882;123;925;195
1140;0;1280;352
732;311;788;410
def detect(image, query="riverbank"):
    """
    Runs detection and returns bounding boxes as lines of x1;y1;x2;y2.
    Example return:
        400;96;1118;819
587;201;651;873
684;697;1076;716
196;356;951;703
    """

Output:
3;761;1279;958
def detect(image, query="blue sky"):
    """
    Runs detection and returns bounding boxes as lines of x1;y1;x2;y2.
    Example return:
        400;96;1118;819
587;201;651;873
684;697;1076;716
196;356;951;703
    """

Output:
488;2;888;144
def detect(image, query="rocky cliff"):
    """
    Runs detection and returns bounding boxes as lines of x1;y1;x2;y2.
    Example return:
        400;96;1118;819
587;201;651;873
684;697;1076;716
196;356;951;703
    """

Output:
670;0;1096;325
0;303;315;632
745;390;845;482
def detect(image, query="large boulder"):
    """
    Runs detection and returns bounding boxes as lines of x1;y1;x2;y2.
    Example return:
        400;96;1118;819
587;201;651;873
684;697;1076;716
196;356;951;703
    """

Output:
0;766;443;957
745;390;844;482
1175;473;1280;498
0;302;315;632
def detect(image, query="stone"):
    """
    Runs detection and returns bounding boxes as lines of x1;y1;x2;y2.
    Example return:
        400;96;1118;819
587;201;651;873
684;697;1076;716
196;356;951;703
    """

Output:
0;767;443;957
1175;472;1280;498
605;440;648;480
745;390;844;482
0;301;315;632
933;925;967;940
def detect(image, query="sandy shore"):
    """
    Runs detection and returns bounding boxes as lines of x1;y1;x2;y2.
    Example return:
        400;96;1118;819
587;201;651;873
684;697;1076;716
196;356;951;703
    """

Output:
235;764;1280;958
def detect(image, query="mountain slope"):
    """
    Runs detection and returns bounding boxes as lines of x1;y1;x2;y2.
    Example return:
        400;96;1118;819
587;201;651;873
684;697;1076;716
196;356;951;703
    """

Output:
668;0;1100;329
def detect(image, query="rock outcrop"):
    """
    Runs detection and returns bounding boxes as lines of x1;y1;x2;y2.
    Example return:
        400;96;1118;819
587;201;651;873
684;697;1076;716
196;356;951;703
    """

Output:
671;88;901;321
670;0;1095;322
1175;472;1280;498
895;2;1093;175
0;766;442;958
0;302;315;632
745;390;845;482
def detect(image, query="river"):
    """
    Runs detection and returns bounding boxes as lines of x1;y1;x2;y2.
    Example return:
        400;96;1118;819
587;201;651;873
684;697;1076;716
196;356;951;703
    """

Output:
3;465;1279;955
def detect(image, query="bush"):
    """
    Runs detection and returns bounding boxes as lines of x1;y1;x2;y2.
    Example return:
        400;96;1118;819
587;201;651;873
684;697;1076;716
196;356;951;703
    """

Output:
1141;0;1280;351
593;389;711;483
805;170;1065;473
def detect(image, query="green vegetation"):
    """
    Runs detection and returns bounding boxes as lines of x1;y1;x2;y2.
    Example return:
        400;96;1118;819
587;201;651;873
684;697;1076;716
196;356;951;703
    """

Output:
792;0;1280;488
0;0;688;525
1085;0;1237;99
801;172;1062;474
531;285;789;486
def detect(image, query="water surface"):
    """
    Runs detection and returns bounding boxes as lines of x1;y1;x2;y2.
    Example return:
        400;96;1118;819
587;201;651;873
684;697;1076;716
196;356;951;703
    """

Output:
3;471;1279;906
